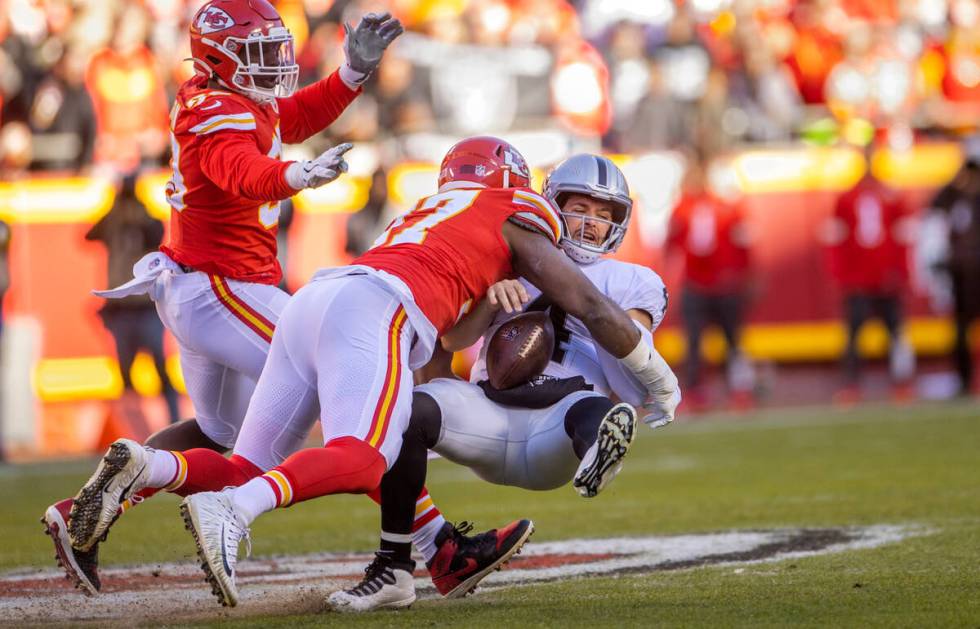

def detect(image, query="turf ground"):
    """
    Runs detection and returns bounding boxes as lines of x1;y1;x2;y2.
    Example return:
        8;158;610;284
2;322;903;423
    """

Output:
2;400;979;627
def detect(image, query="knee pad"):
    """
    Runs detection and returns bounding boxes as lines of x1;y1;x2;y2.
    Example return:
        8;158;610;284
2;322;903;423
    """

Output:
409;392;442;449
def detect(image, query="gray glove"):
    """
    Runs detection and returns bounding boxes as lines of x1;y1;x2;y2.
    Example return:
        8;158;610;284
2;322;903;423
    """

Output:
285;142;353;190
340;12;404;87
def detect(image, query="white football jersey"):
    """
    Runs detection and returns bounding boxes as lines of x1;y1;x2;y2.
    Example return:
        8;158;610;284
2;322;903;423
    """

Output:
471;258;668;399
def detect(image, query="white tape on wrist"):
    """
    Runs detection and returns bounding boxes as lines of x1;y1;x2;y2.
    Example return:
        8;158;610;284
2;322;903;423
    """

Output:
620;337;675;392
284;161;306;190
339;63;368;90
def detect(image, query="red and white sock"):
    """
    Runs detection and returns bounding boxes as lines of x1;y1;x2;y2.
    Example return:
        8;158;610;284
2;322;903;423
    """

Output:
230;476;281;525
412;489;446;563
145;449;185;489
231;437;387;524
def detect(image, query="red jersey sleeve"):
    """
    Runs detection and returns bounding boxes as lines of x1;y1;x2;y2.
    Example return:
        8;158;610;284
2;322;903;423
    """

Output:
277;69;361;144
199;131;295;202
508;188;564;245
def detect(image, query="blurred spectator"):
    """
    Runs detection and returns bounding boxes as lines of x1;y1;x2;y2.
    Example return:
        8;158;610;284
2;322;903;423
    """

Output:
924;140;980;395
346;166;390;257
611;60;686;151
86;175;179;426
0;8;41;126
85;4;169;173
28;45;95;171
783;0;844;105
822;144;916;402
667;154;755;410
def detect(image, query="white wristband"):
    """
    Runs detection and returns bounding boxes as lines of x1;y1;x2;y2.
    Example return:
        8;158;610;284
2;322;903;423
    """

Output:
284;161;307;190
339;64;368;90
620;336;652;372
619;337;676;393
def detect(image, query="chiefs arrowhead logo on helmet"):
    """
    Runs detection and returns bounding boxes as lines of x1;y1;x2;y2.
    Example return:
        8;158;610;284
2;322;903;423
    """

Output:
195;6;235;34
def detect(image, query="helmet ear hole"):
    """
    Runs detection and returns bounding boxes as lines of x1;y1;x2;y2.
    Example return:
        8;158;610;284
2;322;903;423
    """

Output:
553;192;570;211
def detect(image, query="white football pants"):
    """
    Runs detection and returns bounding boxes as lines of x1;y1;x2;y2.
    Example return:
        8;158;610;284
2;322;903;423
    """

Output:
415;378;602;490
231;274;418;471
151;269;289;448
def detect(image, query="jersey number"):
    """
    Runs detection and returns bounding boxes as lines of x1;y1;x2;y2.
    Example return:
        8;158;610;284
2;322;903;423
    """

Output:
374;189;479;248
527;295;572;363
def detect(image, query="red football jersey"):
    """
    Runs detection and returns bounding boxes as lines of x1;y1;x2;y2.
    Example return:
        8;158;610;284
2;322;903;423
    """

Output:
826;175;910;292
668;192;751;293
161;71;359;284
354;186;563;334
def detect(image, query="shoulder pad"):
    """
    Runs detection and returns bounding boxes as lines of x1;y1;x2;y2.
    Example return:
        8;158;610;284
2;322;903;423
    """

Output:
509;188;563;245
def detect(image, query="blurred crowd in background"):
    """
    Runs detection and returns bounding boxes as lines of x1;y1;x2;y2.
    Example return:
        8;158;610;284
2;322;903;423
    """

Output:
2;0;980;176
0;0;979;442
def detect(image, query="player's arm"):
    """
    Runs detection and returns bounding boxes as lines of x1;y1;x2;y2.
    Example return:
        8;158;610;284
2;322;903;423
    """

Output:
199;131;297;201
441;279;529;352
594;269;672;410
278;13;402;144
277;70;359;144
505;222;680;426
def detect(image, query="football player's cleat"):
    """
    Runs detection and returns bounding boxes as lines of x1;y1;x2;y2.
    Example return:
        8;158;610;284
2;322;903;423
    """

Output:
68;439;149;551
180;490;251;607
573;403;637;498
427;519;534;598
326;552;416;612
42;498;101;596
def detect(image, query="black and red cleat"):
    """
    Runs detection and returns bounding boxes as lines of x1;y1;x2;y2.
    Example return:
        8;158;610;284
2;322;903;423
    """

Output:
41;498;101;596
426;519;534;598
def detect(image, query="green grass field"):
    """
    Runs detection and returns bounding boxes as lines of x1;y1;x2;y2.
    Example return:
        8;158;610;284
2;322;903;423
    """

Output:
3;400;979;626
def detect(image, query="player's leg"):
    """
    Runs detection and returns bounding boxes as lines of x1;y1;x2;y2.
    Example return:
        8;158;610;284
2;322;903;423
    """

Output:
331;384;534;610
63;276;286;552
951;270;974;393
682;288;708;406
567;395;638;497
878;294;915;388
409;381;534;596
717;293;755;404
182;278;413;607
842;293;870;387
178;304;321;607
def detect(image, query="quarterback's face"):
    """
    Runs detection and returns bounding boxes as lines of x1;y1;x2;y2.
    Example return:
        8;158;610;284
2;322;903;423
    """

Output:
561;193;614;245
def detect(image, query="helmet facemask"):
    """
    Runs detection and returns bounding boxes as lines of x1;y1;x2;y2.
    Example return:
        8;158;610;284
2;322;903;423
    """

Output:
211;26;299;102
556;192;631;264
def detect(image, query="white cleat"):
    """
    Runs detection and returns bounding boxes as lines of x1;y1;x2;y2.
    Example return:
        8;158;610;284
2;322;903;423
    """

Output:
180;490;251;607
573;403;637;498
68;439;149;551
327;553;416;612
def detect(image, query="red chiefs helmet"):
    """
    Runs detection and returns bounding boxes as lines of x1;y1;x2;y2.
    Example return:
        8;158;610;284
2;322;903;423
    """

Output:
438;136;532;189
189;0;299;102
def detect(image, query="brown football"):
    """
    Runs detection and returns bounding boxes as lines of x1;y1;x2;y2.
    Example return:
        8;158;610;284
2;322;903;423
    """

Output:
485;310;555;390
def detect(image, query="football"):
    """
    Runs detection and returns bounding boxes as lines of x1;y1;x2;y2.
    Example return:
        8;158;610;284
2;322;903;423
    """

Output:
485;310;555;390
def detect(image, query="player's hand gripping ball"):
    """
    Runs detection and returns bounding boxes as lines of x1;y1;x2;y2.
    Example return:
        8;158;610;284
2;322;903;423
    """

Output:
486;311;555;390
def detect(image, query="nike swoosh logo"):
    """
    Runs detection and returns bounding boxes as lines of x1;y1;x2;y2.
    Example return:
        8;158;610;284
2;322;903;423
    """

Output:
221;523;233;577
448;557;478;579
200;100;223;110
114;465;147;501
